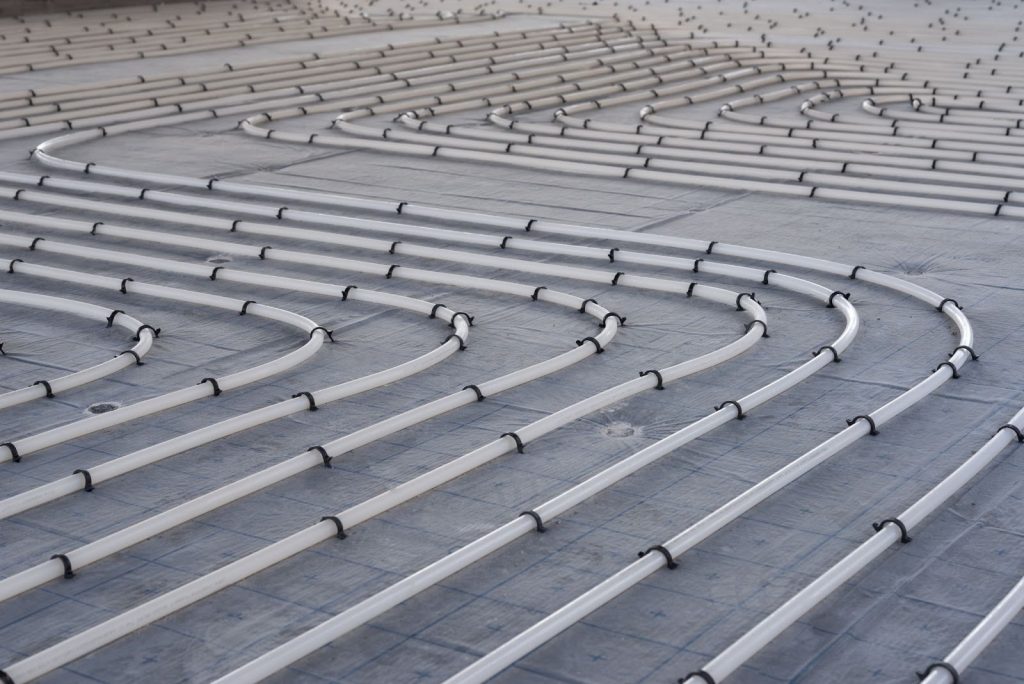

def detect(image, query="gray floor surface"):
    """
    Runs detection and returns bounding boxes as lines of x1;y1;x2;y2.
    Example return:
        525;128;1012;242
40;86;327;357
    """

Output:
0;10;1022;684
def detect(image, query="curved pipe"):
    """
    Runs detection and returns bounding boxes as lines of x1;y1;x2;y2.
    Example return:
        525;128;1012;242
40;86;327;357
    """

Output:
0;256;329;464
0;289;152;410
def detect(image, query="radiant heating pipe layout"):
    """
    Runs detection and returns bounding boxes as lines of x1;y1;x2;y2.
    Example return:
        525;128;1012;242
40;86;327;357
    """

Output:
22;109;983;684
0;9;1017;683
6;77;983;679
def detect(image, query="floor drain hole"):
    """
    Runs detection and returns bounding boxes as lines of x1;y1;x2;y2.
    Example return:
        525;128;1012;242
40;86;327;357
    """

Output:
87;402;121;414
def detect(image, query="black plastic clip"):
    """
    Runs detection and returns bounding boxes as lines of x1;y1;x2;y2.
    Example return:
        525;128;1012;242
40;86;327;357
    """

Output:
686;282;697;297
531;286;547;301
762;269;776;285
276;206;287;219
29;237;45;250
134;324;159;341
91;221;103;235
451;312;474;328
847;414;879;435
813;345;841;362
33;380;54;398
3;442;20;463
935;361;960;379
74;468;94;492
119;277;134;294
705;241;717;254
640;369;665;389
715;399;745;419
8;258;22;273
736;292;755;311
608;247;619;262
230;219;241;232
309;445;332;468
916;661;959;683
444;333;466;350
998;424;1024;443
199;377;222;396
428;302;445;319
873;517;912;543
520;510;546;532
50;553;75;579
680;671;716;684
292;391;318;411
106;309;124;327
745;320;769;338
937;297;962;312
258;246;271;260
950;345;979;361
692;258;703;273
501;431;526;453
463;384;486;402
385;264;399;279
396;201;407;214
310;326;335;342
849;264;865;280
639;545;678;569
239;300;256;315
828;291;850;308
576;336;604;353
601;312;626;328
389;240;401;255
209;266;223;280
320;515;346;538
342;286;358;301
579;297;597;313
118;350;143;365
611;271;625;286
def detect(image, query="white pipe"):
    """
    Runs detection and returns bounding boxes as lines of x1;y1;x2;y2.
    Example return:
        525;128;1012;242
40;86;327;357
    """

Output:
0;289;151;409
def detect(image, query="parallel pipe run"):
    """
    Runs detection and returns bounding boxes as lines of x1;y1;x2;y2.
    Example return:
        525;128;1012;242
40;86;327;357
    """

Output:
0;237;746;682
14;144;974;684
0;289;152;410
0;288;759;684
0;280;468;521
16;17;1024;217
440;307;972;683
0;6;496;76
18;113;981;684
681;408;1024;684
0;23;652;140
0;204;769;596
0;17;1008;682
0;187;737;518
212;277;857;684
0;258;329;464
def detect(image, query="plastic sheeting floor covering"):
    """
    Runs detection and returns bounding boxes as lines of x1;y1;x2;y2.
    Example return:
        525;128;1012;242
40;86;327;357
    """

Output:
0;8;1023;684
